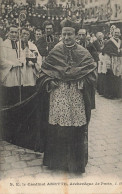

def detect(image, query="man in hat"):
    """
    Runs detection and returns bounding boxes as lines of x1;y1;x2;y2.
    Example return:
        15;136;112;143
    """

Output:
36;20;59;60
37;18;97;174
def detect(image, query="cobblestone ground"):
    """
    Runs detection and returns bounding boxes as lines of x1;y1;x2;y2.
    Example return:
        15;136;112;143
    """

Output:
0;94;122;181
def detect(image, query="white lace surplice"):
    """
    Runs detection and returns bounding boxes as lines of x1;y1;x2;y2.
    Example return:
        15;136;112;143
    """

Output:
49;81;87;127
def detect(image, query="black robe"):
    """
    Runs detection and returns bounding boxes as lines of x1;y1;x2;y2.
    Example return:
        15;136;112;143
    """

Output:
102;38;122;98
36;42;97;173
36;35;59;57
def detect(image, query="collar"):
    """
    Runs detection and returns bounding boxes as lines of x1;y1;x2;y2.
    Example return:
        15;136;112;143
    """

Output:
64;43;77;50
46;35;54;43
11;40;17;49
65;43;76;48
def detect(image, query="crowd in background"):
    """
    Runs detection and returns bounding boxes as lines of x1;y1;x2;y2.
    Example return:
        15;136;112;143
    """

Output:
0;17;122;106
76;25;122;99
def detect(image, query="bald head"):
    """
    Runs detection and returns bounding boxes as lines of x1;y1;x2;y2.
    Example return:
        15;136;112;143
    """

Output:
78;29;87;35
96;32;104;41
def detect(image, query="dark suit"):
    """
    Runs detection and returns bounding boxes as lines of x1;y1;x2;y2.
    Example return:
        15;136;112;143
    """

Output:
36;34;59;57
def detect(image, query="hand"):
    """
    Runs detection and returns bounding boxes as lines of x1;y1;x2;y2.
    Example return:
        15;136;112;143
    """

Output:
27;61;34;67
106;63;111;69
46;81;58;93
18;58;23;67
50;80;58;90
12;59;23;69
42;56;46;62
119;48;122;54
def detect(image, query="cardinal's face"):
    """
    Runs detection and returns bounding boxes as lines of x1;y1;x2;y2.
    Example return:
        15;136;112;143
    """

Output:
62;27;76;46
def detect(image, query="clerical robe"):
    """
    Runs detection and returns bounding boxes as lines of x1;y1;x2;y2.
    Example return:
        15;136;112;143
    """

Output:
37;42;97;173
102;38;122;98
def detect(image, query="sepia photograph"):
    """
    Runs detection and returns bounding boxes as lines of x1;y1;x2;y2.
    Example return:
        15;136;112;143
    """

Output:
0;0;122;193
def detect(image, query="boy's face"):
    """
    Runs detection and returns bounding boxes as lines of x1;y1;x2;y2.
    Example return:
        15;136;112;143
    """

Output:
35;30;42;41
21;29;30;42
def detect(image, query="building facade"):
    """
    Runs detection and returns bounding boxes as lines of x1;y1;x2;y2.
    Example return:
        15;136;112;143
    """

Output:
0;0;121;33
81;0;122;33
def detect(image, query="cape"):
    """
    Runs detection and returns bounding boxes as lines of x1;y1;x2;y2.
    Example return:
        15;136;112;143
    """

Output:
37;42;97;90
102;38;122;57
37;42;97;124
0;92;44;152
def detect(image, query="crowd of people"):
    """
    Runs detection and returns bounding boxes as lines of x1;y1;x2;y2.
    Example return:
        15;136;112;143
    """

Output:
0;15;122;175
76;25;122;99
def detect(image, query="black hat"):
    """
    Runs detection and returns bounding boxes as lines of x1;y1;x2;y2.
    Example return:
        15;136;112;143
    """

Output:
60;18;76;28
60;18;80;33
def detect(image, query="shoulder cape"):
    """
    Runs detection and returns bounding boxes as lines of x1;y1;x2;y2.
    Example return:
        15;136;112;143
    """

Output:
102;39;122;56
37;42;96;89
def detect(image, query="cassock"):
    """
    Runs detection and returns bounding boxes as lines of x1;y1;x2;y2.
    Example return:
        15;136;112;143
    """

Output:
0;39;42;150
102;37;122;98
37;42;97;173
0;39;21;106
